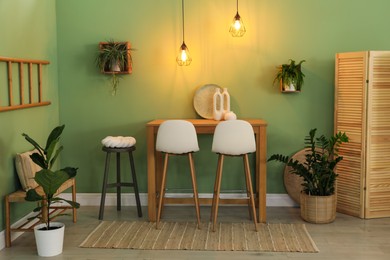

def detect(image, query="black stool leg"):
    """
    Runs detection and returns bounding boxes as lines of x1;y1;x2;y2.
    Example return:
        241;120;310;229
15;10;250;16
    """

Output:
116;152;121;211
129;151;142;217
99;151;111;220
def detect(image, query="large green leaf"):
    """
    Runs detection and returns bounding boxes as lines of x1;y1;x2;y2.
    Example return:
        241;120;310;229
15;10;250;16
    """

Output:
45;125;65;151
22;133;44;153
29;152;47;169
61;167;78;178
52;197;80;208
25;188;44;202
45;138;59;166
49;145;63;169
34;169;71;197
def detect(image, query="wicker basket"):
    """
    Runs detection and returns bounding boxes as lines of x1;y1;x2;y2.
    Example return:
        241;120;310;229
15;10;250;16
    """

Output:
300;193;336;224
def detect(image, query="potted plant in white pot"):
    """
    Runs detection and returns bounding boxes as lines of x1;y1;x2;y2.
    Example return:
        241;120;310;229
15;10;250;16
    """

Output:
273;59;305;92
23;125;79;257
268;128;348;223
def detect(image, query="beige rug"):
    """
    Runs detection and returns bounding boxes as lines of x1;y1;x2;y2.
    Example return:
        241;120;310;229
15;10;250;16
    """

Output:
80;221;318;252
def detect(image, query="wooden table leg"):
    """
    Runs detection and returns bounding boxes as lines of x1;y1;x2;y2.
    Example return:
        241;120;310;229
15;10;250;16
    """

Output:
147;126;157;221
259;125;267;223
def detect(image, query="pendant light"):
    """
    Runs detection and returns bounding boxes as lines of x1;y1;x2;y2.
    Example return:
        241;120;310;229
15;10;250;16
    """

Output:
229;0;246;37
176;0;192;66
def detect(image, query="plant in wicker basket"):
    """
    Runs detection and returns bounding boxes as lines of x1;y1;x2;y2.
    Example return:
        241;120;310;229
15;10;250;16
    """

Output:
268;128;348;223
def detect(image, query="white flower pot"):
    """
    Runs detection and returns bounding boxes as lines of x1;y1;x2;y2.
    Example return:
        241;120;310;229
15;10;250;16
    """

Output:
34;222;65;257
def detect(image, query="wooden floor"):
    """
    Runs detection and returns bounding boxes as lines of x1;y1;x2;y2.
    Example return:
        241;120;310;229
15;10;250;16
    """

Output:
1;206;390;259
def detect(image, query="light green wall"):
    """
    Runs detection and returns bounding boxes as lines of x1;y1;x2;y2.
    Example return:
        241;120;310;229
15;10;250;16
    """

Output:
56;0;390;195
0;0;59;230
2;0;390;231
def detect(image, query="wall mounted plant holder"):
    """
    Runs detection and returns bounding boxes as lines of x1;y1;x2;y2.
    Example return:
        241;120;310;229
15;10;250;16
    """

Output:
96;41;133;95
0;56;51;112
274;59;305;93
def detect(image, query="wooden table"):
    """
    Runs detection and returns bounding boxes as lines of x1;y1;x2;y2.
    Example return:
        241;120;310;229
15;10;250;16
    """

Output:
146;119;268;223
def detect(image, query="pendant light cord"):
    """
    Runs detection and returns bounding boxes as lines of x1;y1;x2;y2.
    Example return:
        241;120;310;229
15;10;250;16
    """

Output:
236;0;239;13
182;0;185;42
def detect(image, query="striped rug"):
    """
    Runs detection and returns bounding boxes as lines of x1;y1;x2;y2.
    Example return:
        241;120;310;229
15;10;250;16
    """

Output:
80;221;318;252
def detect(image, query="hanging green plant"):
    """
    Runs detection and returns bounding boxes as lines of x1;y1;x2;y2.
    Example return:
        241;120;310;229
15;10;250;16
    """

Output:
274;59;306;92
95;39;134;95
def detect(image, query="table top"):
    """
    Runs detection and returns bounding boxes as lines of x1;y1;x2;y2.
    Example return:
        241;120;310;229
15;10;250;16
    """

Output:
146;119;268;127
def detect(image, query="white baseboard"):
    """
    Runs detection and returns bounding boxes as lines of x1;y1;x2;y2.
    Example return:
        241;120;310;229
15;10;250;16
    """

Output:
58;192;297;207
0;193;296;250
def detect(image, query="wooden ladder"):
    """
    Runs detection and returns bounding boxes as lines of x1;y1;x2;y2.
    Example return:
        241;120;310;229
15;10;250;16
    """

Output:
0;56;51;112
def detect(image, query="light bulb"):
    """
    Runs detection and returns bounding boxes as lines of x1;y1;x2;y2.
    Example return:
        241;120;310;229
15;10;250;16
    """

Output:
229;12;246;37
234;20;241;30
181;50;188;62
176;42;192;66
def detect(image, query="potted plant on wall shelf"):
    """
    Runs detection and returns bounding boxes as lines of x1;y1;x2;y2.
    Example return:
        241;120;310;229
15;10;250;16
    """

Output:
23;125;79;257
273;59;305;92
268;128;348;223
95;39;133;95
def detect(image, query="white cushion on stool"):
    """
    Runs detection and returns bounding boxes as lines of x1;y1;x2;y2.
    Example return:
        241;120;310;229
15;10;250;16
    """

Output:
101;136;136;148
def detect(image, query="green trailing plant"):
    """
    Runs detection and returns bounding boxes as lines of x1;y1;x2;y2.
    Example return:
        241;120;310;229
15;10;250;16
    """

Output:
268;128;349;196
95;39;133;95
274;59;306;91
23;125;80;230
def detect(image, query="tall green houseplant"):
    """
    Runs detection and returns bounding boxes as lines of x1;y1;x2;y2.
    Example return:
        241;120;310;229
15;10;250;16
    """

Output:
268;128;348;196
23;125;80;230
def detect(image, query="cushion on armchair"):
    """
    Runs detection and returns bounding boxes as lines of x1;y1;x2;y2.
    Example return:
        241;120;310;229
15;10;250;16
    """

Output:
14;150;40;191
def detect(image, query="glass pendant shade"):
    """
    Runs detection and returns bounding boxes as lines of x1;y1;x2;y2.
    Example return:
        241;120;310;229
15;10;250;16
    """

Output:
177;0;191;66
229;12;246;37
176;42;192;66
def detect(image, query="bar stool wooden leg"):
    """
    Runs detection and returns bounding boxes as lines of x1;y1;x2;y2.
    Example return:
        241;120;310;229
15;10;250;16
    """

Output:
244;154;258;231
128;151;142;217
243;156;253;221
116;152;121;211
99;151;111;220
212;154;224;232
156;153;169;229
211;154;222;221
188;153;201;229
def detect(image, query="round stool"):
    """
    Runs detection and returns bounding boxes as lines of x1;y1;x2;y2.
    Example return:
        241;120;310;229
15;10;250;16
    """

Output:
99;146;142;220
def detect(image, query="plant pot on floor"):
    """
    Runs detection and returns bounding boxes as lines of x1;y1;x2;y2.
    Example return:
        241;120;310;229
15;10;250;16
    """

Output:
34;222;65;257
300;193;336;224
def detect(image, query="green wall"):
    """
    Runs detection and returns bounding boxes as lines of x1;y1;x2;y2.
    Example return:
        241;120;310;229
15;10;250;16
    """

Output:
56;0;390;194
2;0;390;231
0;0;59;230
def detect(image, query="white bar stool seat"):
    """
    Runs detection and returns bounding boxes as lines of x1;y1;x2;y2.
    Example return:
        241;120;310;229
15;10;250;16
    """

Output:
155;120;201;229
211;120;258;232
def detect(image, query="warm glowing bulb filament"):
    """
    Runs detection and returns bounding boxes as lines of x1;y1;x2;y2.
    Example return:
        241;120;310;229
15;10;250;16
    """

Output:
234;20;241;30
181;50;188;61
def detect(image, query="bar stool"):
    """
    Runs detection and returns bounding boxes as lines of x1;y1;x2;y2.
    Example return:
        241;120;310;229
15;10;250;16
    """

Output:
211;120;258;232
155;120;201;229
99;142;142;220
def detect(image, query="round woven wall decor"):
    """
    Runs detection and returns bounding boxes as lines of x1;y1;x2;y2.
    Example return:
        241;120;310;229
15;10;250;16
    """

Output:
283;149;307;204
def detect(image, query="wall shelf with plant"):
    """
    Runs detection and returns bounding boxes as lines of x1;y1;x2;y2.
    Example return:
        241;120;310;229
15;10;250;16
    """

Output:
96;40;133;95
273;59;305;93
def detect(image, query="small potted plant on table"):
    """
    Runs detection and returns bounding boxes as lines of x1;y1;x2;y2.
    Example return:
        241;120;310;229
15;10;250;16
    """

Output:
23;125;80;257
268;128;348;223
